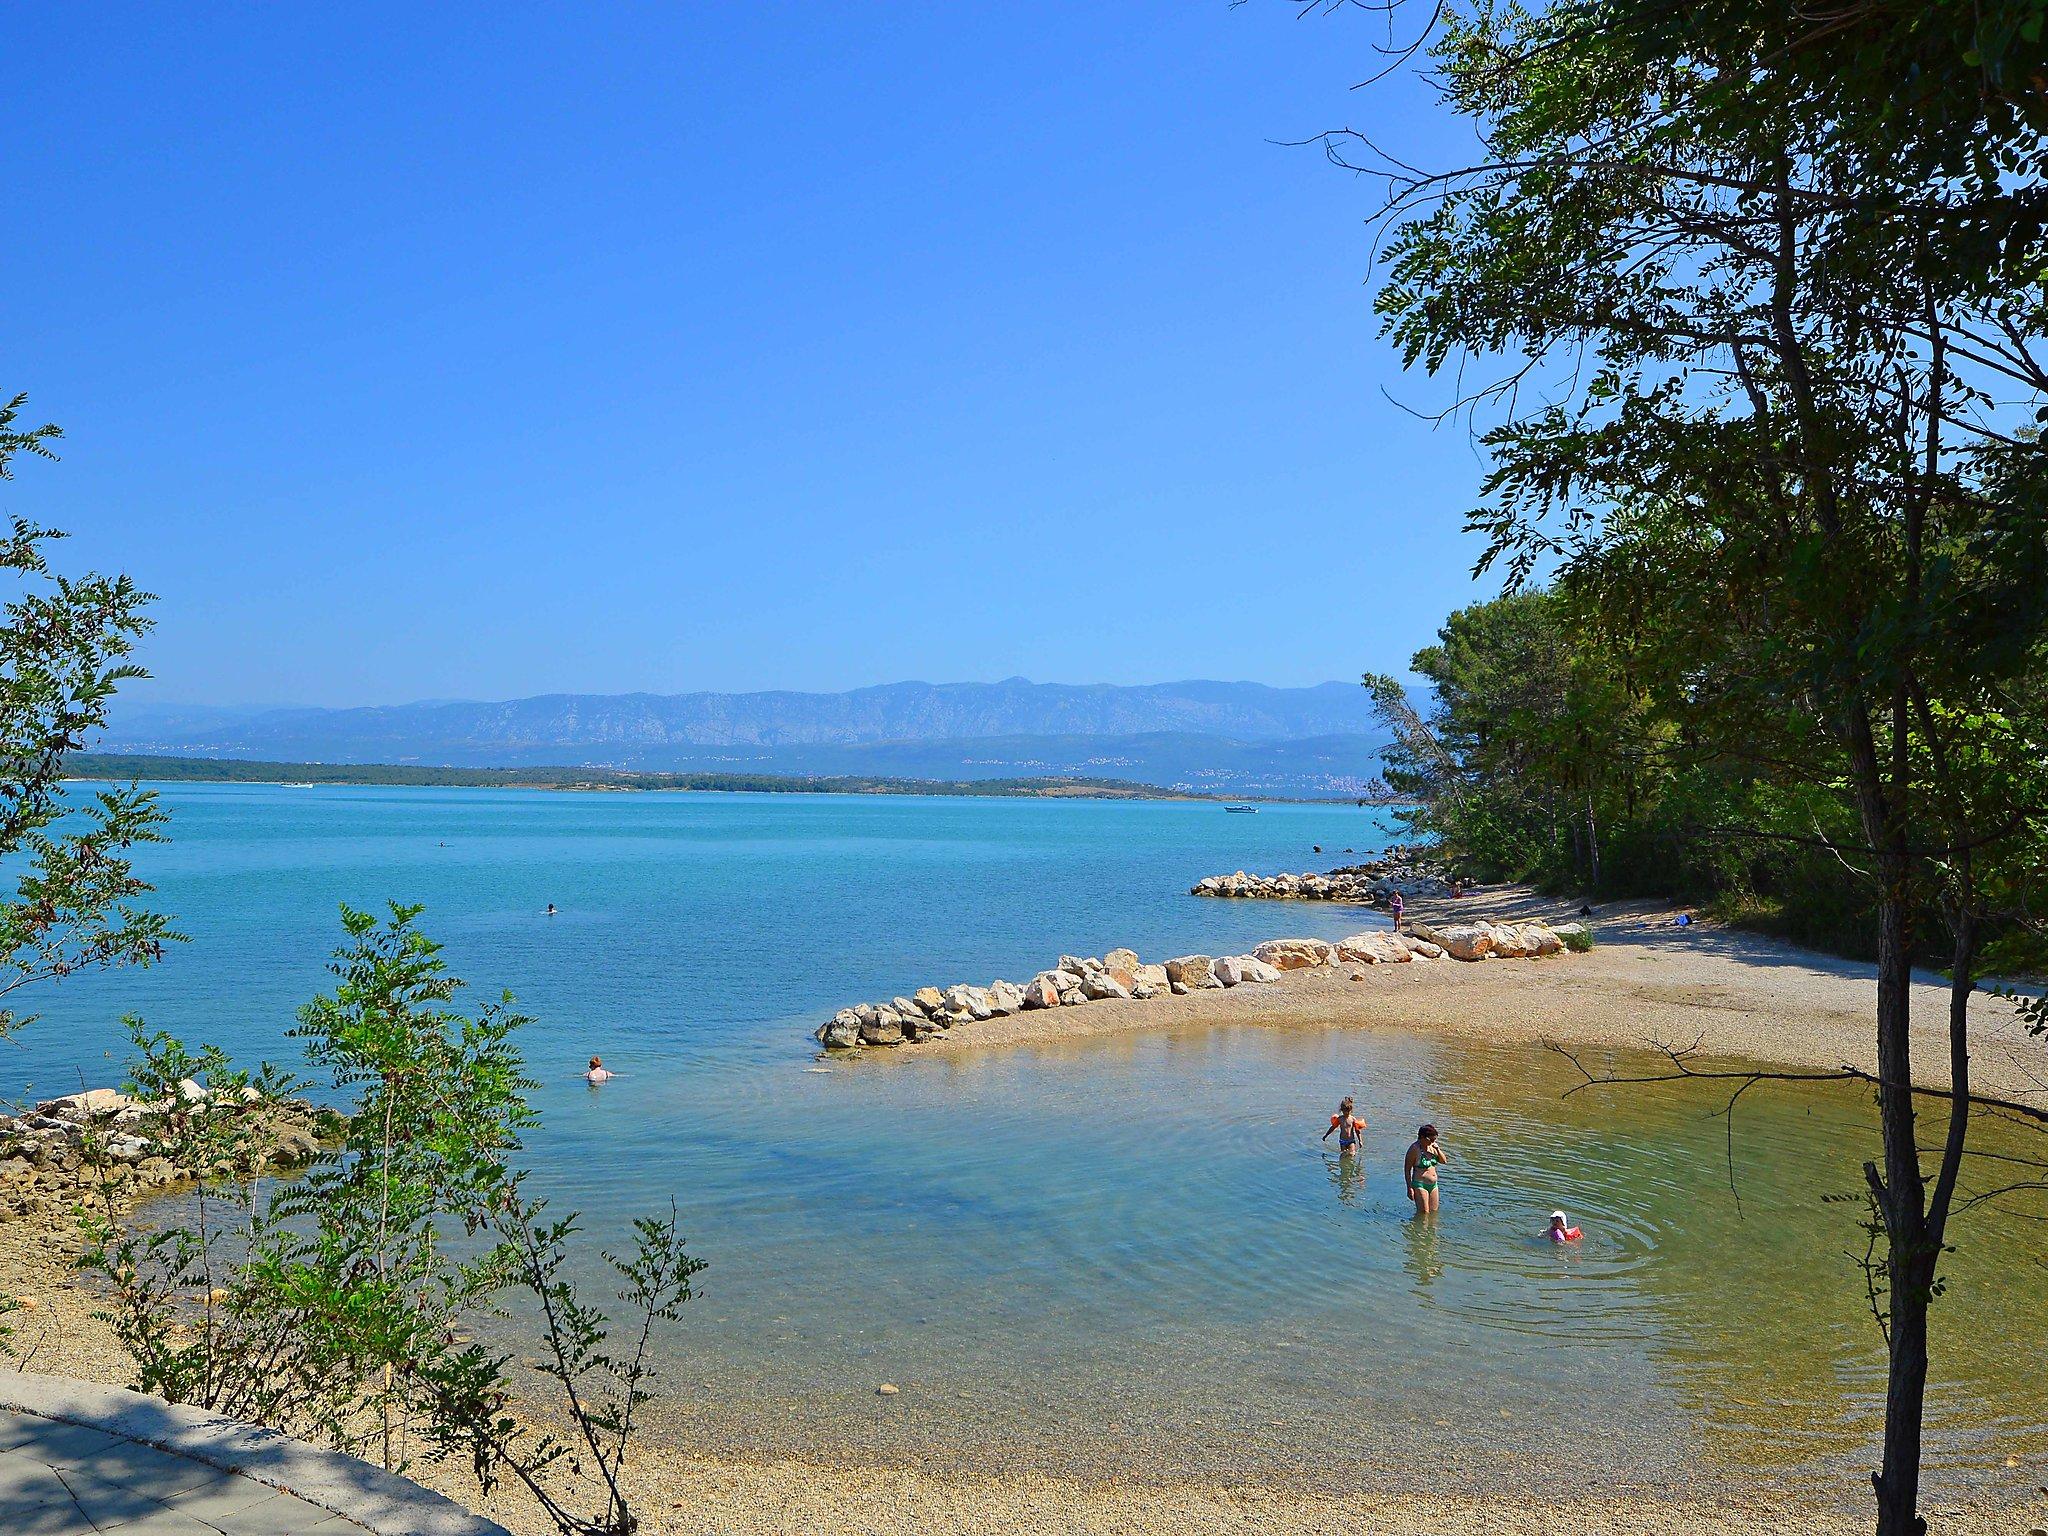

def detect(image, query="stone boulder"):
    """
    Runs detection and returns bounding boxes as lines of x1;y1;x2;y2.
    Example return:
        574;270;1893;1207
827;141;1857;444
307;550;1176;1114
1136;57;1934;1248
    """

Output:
1131;963;1170;1000
986;979;1026;1015
1215;955;1282;986
1058;955;1096;978
1252;938;1335;971
1405;937;1446;959
900;1014;937;1042
858;1007;905;1046
945;985;995;1021
1103;947;1140;973
1164;955;1222;991
1020;976;1062;1009
37;1088;134;1119
1487;924;1534;959
892;995;928;1022
1081;971;1132;1001
1431;924;1497;961
1057;981;1088;1007
912;985;945;1016
1336;932;1410;965
818;1010;863;1050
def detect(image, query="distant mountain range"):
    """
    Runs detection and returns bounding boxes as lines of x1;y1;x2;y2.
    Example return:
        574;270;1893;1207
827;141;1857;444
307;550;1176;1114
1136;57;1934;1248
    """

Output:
99;679;1394;798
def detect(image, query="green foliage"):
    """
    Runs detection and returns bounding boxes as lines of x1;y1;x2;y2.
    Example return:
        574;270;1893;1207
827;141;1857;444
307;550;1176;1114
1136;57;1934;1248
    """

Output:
1369;590;1667;889
1355;3;2048;1527
1560;924;1594;953
0;395;175;1037
78;907;702;1536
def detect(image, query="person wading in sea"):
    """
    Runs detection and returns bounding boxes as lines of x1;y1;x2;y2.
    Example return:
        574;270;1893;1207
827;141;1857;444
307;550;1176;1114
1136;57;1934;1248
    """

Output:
1322;1096;1367;1155
1404;1124;1447;1215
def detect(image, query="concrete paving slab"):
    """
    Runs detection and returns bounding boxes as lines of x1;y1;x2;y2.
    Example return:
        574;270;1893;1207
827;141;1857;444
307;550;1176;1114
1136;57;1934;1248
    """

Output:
0;1374;512;1536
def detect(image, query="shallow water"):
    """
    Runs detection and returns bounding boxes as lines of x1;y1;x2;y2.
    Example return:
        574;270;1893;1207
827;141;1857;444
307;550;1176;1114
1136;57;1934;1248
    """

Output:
14;785;2048;1496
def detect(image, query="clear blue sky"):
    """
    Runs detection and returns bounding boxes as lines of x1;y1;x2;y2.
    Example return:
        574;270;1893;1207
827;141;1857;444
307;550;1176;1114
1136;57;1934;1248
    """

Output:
13;2;1494;708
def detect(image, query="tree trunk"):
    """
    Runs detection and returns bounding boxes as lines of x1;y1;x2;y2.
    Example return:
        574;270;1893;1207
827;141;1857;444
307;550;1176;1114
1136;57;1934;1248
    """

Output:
1584;794;1601;890
1868;871;1933;1536
1845;699;1928;1536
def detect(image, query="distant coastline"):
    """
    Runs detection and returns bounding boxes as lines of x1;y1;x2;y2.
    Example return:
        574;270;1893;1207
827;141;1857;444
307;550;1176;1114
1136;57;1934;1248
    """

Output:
63;752;1214;800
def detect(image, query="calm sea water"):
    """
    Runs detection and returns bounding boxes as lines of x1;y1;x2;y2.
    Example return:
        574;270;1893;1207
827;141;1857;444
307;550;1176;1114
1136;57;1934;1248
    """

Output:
13;785;2046;1497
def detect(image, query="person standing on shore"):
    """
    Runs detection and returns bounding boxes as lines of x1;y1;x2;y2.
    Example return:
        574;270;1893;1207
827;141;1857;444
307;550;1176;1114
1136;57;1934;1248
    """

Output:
1388;889;1405;933
1322;1096;1367;1154
1404;1124;1446;1215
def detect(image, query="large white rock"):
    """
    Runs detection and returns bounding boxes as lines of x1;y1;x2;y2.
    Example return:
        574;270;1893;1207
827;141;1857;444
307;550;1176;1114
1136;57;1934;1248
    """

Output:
1103;947;1140;973
1081;971;1132;1001
911;986;946;1016
1057;955;1096;978
36;1088;135;1119
1426;923;1497;961
1164;955;1222;990
986;979;1026;1015
1056;981;1088;1007
1336;933;1410;965
1132;962;1170;992
1252;938;1335;971
944;985;995;1021
1215;955;1283;986
1487;924;1533;959
1020;976;1062;1009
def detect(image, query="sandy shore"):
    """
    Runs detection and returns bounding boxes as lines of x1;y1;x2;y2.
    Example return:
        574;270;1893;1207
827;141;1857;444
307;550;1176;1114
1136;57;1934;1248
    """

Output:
5;890;2043;1536
895;888;2047;1106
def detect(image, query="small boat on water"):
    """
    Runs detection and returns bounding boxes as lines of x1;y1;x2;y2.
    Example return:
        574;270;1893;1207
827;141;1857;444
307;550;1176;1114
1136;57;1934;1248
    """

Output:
1224;804;1258;814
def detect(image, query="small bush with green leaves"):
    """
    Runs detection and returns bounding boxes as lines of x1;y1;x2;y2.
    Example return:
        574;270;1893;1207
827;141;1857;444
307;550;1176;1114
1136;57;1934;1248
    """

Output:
79;904;700;1536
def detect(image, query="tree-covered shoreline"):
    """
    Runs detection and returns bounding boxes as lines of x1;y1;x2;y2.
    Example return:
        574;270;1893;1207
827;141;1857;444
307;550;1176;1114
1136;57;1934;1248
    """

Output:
64;752;1208;801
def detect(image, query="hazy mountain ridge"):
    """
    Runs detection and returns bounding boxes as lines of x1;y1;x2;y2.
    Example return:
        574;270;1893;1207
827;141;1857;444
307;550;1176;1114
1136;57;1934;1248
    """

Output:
100;680;1392;797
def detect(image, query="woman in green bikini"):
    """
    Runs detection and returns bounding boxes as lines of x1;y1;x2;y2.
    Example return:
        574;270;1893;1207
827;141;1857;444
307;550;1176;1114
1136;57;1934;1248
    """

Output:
1404;1123;1447;1215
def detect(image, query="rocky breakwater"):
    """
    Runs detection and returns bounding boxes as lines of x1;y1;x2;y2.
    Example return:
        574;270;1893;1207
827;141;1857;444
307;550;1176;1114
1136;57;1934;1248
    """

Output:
812;919;1589;1049
1190;850;1451;905
0;1085;338;1225
814;945;1286;1051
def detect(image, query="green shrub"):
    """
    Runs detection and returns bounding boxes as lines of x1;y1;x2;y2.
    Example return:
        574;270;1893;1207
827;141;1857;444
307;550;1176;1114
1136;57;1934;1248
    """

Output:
79;905;699;1536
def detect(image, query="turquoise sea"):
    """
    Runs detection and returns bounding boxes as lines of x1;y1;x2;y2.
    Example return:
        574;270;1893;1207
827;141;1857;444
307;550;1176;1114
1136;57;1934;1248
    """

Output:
12;785;2046;1497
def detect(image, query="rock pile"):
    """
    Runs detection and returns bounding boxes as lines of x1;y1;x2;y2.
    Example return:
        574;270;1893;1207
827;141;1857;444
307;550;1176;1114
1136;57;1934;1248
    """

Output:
815;945;1285;1050
1191;851;1451;904
812;918;1587;1049
0;1086;335;1225
1406;919;1587;961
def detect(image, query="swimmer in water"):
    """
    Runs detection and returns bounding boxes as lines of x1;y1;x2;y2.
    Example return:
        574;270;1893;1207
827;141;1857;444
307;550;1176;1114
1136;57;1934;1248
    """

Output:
545;903;557;916
1322;1096;1367;1154
1548;1211;1582;1243
585;1055;613;1083
1404;1123;1447;1215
